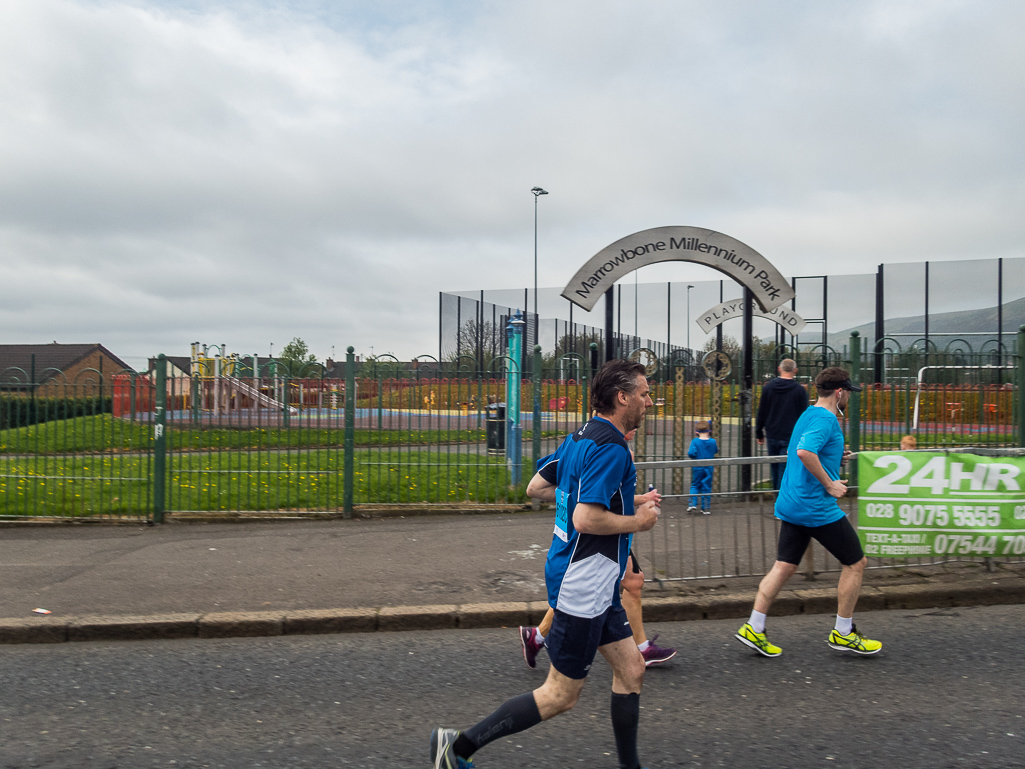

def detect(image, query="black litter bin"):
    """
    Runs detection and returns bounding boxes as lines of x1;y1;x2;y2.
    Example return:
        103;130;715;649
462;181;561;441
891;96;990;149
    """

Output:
486;404;506;454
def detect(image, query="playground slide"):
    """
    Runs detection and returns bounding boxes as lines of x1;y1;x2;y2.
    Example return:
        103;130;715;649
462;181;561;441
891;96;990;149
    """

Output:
223;377;300;415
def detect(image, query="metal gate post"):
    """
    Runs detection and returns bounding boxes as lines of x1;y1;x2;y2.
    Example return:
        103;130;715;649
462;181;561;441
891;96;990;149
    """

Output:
1018;326;1025;448
532;344;542;510
343;346;355;518
153;355;168;524
580;367;589;425
635;395;647;492
740;287;754;492
673;366;684;495
586;342;598;421
712;380;724;495
532;344;542;471
849;331;861;488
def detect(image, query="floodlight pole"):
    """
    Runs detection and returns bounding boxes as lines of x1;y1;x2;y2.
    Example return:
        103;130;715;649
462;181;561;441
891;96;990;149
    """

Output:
531;187;548;349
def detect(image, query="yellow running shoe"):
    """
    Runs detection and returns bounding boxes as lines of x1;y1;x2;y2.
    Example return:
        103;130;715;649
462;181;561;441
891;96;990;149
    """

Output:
735;622;782;657
827;624;882;655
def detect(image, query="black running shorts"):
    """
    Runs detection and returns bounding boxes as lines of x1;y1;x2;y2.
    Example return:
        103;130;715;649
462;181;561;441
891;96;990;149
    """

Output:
777;516;864;566
546;604;632;680
629;549;641;574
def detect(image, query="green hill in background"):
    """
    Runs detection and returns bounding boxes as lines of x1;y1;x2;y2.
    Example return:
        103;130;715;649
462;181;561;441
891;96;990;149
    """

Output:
826;296;1025;350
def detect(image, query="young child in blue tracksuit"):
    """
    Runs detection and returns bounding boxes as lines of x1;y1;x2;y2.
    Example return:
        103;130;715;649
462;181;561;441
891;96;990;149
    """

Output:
688;420;718;514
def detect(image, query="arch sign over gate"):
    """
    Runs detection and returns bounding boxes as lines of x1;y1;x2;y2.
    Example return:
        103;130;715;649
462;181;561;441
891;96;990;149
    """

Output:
560;226;794;313
560;225;795;494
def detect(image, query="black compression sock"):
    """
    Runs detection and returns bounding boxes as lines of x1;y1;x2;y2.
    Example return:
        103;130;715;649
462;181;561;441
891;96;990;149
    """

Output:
610;691;641;769
460;692;542;755
453;734;476;759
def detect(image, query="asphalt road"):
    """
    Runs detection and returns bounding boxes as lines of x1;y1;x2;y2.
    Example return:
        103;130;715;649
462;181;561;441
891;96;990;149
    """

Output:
2;605;1023;768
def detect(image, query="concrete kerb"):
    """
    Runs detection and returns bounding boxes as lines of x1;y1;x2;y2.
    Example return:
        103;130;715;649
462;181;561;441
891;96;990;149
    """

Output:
69;614;202;642
3;577;1024;645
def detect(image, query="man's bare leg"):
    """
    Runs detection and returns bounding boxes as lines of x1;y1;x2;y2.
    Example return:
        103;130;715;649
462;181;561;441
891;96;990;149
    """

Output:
532;664;586;719
754;560;799;614
600;635;645;694
538;607;554;638
836;557;867;618
620;563;646;646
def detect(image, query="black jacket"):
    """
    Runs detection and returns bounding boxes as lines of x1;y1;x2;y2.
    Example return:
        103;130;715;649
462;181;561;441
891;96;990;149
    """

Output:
755;377;808;442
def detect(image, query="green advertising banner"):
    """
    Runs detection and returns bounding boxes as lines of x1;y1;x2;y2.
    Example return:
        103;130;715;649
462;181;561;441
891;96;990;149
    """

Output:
858;452;1025;558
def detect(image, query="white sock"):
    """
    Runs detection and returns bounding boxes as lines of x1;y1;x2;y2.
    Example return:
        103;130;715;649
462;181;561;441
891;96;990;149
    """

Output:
835;615;853;635
749;610;767;633
637;640;650;652
535;628;545;643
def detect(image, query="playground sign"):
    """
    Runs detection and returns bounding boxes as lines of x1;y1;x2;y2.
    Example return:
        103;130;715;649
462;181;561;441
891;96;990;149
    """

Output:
560;226;794;313
858;451;1025;558
695;297;807;335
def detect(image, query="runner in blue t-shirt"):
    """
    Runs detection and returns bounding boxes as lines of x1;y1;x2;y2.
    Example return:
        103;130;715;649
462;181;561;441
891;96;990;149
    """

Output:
735;366;883;659
431;360;661;769
519;427;676;670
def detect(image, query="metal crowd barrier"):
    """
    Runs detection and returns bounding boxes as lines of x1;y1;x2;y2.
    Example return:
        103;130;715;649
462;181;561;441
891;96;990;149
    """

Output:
631;454;1021;583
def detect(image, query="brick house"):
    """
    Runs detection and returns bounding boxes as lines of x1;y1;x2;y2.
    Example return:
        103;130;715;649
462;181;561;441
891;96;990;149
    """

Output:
0;343;135;396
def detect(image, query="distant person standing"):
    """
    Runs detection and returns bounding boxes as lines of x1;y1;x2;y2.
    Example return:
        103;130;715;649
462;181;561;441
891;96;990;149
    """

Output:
687;421;718;514
755;358;809;491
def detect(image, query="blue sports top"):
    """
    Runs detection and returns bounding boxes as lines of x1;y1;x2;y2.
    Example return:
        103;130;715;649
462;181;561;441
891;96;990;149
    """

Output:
687;436;718;461
775;406;846;527
536;416;636;618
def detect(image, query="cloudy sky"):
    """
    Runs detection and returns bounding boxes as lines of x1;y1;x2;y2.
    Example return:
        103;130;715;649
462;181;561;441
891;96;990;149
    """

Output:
2;0;1023;369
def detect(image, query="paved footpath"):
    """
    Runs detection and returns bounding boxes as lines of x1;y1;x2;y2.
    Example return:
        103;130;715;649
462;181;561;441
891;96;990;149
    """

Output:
2;510;1024;644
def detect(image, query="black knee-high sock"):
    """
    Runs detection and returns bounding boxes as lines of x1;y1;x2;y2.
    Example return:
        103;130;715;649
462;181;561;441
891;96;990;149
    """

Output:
610;692;641;769
457;692;542;757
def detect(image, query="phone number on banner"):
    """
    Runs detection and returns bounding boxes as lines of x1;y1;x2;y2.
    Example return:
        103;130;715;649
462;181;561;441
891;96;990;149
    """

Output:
862;503;1025;556
857;452;1025;558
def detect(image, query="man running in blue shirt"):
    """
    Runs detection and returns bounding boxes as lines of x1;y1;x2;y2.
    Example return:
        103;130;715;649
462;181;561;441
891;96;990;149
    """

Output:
735;366;882;658
430;359;661;769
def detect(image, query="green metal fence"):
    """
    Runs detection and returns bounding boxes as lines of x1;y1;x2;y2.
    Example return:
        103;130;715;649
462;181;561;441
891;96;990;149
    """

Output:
1;331;1023;521
0;366;154;520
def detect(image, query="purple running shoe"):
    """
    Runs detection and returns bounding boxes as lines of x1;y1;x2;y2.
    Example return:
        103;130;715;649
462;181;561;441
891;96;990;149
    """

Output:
519;626;544;669
640;633;677;667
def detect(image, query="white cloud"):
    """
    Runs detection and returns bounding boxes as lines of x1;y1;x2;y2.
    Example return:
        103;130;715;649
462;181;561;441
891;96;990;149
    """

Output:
0;0;1023;368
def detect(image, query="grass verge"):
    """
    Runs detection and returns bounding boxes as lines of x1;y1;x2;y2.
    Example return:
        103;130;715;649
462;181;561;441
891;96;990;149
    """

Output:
0;449;527;517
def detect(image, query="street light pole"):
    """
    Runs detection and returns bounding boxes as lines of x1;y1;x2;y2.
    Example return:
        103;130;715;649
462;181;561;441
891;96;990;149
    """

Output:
531;187;548;349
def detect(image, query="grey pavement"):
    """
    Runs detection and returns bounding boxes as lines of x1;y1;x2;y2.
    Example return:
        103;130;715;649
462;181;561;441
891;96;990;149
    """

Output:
2;508;1025;644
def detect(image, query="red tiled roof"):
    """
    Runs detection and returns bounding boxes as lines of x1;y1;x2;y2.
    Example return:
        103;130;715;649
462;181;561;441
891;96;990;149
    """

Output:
0;344;134;383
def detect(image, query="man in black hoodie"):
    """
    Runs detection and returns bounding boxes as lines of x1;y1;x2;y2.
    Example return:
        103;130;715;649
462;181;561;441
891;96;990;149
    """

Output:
755;358;808;490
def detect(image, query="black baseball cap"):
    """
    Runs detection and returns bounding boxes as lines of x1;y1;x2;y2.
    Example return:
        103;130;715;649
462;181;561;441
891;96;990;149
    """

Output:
814;366;863;392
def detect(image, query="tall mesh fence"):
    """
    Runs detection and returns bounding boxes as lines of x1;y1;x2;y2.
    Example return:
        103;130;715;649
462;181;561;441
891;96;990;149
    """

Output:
442;256;1025;374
